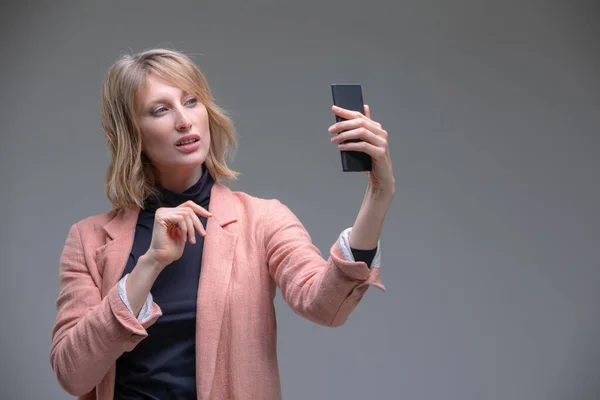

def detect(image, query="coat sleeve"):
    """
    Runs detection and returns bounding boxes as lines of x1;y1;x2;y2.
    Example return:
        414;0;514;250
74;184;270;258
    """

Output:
262;199;385;327
49;223;162;396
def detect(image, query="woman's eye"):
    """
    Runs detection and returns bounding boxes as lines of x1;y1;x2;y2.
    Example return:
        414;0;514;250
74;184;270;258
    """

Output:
185;97;198;106
151;106;167;116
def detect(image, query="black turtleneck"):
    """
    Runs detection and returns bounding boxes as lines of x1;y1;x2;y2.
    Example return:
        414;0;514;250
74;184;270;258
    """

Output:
113;164;377;399
114;165;213;400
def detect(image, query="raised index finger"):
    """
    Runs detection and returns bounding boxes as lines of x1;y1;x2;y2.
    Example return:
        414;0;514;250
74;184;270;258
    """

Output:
331;105;363;120
179;200;213;218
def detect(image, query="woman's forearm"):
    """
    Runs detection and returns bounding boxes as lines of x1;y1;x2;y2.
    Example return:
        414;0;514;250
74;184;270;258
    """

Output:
348;185;394;250
126;253;164;317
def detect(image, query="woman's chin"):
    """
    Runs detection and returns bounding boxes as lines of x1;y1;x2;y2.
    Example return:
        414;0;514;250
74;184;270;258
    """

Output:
176;149;207;164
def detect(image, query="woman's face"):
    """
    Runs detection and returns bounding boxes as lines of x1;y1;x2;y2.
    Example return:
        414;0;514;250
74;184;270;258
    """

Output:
136;74;211;182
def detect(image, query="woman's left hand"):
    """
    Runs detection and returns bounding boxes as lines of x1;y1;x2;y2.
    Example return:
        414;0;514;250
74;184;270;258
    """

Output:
329;105;395;196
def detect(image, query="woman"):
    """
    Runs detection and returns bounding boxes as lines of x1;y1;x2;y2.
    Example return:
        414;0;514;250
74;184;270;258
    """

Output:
50;48;394;400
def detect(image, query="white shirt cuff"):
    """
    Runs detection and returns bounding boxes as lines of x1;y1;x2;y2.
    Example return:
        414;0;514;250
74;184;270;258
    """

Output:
118;273;154;323
338;227;382;268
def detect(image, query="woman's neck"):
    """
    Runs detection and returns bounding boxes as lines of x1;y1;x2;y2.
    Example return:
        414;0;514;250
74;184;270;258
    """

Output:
156;164;204;193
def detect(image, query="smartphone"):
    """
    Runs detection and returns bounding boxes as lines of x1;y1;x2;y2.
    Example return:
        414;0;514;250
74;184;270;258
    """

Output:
331;84;372;172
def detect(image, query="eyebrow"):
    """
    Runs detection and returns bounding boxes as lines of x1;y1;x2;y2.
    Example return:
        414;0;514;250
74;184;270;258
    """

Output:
144;98;169;109
142;92;193;109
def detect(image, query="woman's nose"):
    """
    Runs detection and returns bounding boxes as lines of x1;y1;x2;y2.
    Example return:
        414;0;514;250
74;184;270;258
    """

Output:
175;112;192;132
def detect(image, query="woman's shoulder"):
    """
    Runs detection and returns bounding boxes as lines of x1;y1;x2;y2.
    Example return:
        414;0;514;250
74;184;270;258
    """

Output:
67;207;137;241
229;189;283;212
72;207;122;227
79;208;121;225
227;189;297;227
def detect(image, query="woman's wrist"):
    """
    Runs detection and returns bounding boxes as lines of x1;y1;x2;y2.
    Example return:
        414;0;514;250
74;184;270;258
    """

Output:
124;253;163;317
140;250;168;274
129;253;163;295
365;181;395;203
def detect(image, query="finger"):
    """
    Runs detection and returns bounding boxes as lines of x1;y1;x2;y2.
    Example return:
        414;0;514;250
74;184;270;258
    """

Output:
168;214;187;243
196;213;208;237
329;117;386;138
331;104;383;130
173;223;184;243
183;213;196;244
338;140;386;159
177;226;187;243
180;200;213;218
329;115;382;134
330;127;386;147
161;211;179;230
187;207;207;238
331;105;363;120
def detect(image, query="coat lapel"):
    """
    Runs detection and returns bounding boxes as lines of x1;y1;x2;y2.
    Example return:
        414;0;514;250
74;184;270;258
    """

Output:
95;207;140;297
196;182;238;399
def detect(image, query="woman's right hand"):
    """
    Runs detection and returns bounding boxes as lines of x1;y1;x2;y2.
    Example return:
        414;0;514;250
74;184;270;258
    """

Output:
145;200;213;269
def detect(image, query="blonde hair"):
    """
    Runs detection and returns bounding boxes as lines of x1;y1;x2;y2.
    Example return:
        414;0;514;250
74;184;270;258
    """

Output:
100;48;239;210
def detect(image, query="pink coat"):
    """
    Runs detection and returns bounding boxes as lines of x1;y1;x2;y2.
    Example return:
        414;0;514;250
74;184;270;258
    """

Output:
50;182;385;399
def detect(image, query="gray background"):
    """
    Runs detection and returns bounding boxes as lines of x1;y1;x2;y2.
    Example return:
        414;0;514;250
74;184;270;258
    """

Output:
0;0;598;399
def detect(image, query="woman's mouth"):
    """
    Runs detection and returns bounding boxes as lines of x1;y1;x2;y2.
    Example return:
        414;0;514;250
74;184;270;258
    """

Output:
175;138;201;153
